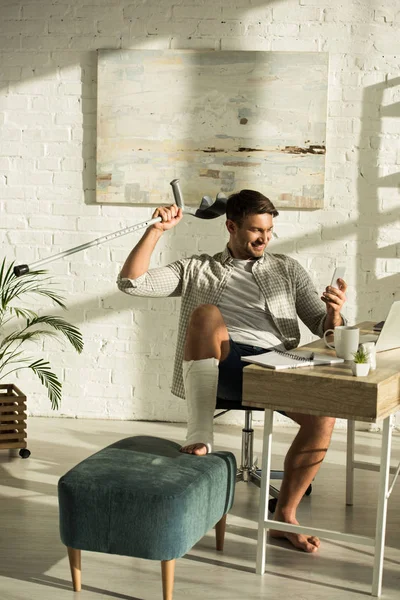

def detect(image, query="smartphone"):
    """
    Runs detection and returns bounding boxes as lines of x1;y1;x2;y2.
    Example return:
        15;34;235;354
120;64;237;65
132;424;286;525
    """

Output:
373;320;384;332
330;267;346;289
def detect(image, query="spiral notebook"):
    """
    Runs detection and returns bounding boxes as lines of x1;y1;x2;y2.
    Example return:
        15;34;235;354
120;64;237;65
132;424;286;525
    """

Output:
242;349;344;370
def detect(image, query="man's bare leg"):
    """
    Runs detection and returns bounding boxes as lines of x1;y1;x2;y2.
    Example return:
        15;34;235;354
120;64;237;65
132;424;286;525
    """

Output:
269;412;336;552
180;304;230;455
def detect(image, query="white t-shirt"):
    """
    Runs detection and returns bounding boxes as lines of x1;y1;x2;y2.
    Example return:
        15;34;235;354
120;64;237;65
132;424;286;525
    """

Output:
217;258;285;350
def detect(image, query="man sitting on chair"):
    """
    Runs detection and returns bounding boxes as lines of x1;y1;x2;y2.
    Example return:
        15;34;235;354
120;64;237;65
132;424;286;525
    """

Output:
118;189;347;553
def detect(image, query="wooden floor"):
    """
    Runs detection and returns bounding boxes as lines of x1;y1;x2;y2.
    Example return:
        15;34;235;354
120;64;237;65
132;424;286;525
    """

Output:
0;417;399;600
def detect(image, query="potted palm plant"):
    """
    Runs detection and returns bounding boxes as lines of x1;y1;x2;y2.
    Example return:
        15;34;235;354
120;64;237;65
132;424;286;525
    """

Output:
0;258;83;457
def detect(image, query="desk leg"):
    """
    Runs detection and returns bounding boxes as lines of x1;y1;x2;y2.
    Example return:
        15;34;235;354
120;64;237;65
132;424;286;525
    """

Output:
346;419;355;506
256;409;273;575
372;416;392;597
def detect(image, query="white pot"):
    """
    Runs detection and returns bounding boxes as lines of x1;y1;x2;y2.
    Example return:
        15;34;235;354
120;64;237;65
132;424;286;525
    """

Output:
352;362;370;377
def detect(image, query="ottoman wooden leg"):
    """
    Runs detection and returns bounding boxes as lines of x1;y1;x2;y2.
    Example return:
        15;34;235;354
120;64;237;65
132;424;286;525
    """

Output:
215;514;227;551
161;559;175;600
67;547;82;591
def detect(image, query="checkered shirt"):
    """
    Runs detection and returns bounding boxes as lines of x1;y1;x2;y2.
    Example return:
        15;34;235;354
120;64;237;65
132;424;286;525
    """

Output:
117;246;341;399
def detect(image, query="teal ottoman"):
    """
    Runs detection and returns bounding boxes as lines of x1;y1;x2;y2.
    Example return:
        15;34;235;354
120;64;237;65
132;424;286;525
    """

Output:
58;435;236;600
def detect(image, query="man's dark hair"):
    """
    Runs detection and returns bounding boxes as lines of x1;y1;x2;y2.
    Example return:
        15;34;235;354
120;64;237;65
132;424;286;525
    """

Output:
226;189;279;225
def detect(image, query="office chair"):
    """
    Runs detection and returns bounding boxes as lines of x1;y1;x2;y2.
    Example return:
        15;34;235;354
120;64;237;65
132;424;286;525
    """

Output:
214;398;312;513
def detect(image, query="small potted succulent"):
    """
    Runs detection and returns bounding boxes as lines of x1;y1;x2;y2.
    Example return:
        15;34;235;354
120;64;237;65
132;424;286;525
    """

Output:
351;346;370;377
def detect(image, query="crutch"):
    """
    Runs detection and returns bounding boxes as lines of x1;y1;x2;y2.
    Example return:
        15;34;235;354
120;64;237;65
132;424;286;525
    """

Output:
13;179;227;276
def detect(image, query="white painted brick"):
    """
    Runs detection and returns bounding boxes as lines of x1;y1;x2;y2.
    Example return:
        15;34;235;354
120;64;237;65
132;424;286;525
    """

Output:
385;259;400;273
45;142;80;157
97;19;128;36
29;96;50;111
0;95;29;111
267;23;299;36
22;35;72;51
28;215;77;230
0;66;22;81
0;157;11;170
322;6;374;23
58;81;82;95
8;111;54;128
61;157;84;171
0;51;52;67
36;157;61;171
121;36;170;50
42;128;72;142
52;171;82;187
74;5;121;19
0;142;23;157
22;3;71;19
55;112;83;127
4;19;47;35
85;308;133;326
83;278;116;294
273;6;321;22
373;36;400;54
323;36;375;52
198;19;246;36
7;230;48;245
76;216;122;232
220;36;271;51
0;214;28;228
1;127;21;141
74;34;122;50
170;36;219;50
0;4;22;19
48;18;96;35
123;3;172;19
374;9;396;23
82;382;130;399
14;79;59;95
0;36;21;51
8;171;53;186
271;37;319;51
173;6;220;19
246;22;268;36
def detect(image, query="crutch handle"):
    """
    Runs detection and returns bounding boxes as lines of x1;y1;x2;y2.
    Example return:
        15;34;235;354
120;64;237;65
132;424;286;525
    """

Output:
170;179;185;210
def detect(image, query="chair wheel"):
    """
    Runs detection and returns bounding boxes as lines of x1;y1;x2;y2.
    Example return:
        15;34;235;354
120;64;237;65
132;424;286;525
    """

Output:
268;498;278;513
305;484;312;496
19;448;31;459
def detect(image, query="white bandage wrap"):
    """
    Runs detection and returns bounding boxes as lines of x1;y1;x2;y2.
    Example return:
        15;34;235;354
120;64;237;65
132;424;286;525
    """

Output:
182;357;219;453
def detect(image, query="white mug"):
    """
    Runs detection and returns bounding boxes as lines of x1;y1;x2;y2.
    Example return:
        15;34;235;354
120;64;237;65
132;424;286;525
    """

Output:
323;326;360;360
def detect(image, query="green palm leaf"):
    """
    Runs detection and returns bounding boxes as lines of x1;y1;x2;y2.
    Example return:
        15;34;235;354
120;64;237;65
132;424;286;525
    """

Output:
5;307;38;321
28;359;62;410
0;258;15;290
0;357;62;410
2;277;67;310
0;329;59;352
25;315;83;353
0;258;83;409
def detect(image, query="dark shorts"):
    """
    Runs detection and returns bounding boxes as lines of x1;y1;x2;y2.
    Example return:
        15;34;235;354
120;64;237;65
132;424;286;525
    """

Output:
217;339;287;416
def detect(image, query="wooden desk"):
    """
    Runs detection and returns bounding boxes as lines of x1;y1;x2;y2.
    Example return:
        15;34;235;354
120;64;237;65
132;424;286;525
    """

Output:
242;322;400;597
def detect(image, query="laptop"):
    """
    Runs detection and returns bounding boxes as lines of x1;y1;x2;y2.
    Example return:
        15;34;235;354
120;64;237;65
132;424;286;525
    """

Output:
359;301;400;352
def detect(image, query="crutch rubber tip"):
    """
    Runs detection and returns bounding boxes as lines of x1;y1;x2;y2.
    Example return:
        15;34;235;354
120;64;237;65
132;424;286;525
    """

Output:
13;264;29;277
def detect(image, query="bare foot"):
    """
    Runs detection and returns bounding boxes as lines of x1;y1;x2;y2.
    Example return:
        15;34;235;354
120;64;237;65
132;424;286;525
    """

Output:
180;443;208;456
269;518;320;553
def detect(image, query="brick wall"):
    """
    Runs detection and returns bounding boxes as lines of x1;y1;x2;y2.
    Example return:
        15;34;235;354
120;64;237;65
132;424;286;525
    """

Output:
0;0;399;429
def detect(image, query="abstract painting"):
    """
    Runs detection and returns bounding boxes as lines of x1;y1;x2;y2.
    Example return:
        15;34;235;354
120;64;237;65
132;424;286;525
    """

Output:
97;50;328;208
